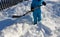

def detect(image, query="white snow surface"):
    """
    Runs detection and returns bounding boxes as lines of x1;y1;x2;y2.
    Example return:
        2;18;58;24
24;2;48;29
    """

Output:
0;0;60;37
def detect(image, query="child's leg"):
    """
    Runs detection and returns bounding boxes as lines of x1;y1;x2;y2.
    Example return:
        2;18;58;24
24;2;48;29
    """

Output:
37;9;41;22
38;14;41;22
33;12;37;24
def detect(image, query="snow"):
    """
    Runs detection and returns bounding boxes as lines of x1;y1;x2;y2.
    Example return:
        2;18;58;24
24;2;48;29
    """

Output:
0;0;60;37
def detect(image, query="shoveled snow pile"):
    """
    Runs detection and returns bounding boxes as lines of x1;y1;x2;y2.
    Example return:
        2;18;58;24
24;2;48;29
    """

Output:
1;23;44;37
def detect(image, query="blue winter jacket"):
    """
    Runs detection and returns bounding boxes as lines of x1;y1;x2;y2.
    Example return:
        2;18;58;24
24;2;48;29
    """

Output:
31;0;43;8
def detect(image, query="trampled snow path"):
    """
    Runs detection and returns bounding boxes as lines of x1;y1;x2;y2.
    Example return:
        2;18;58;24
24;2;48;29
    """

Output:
0;0;60;37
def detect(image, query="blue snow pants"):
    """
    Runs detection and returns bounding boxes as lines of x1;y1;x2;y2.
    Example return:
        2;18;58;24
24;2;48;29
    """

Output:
31;0;43;24
33;8;41;24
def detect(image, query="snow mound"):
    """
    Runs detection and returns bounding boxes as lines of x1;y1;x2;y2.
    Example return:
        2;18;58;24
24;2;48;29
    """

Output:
1;23;44;37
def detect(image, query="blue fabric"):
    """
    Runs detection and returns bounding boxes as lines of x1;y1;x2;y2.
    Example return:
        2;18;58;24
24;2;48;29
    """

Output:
31;0;43;24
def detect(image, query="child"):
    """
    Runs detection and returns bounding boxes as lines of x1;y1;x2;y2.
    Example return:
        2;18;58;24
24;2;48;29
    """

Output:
31;0;46;25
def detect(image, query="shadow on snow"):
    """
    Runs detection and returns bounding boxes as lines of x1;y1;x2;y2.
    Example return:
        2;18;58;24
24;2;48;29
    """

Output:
0;15;52;36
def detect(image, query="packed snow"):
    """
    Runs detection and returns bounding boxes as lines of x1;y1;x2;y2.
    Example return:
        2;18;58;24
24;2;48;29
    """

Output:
0;0;60;37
